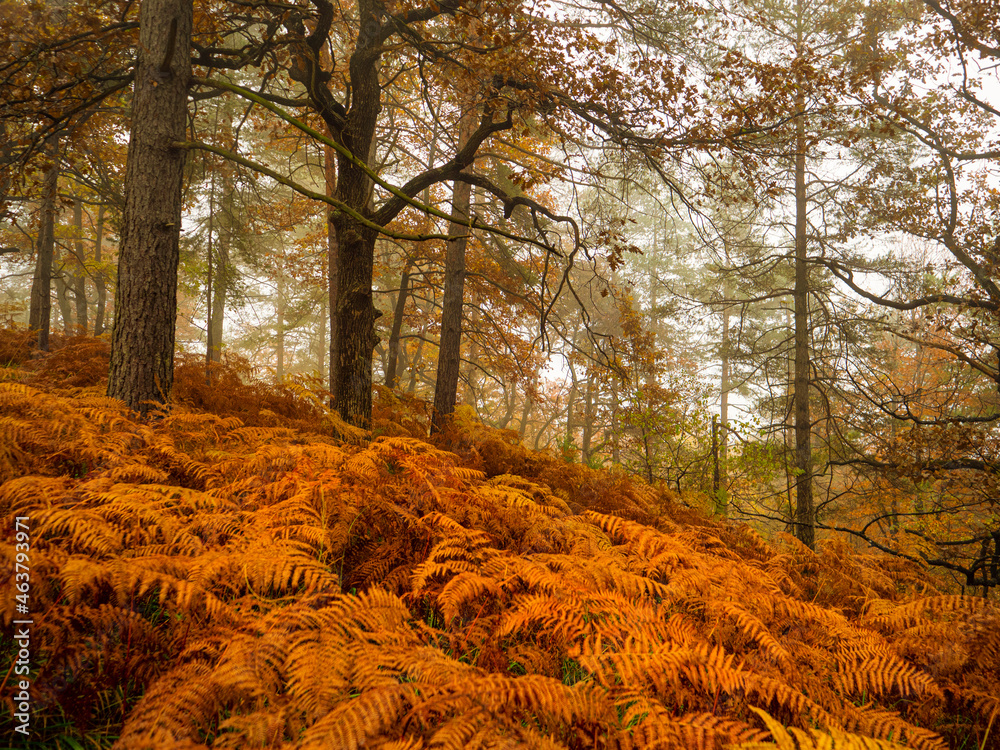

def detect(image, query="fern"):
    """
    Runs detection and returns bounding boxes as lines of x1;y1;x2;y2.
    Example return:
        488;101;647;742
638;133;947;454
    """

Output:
732;707;914;750
3;355;996;749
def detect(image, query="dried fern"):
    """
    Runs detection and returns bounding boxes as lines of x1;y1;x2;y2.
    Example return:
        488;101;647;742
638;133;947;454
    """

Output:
2;355;997;750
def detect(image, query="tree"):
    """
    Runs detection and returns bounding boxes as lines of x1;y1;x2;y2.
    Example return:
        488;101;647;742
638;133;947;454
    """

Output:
106;0;192;414
799;0;1000;591
699;0;900;546
27;137;58;351
430;104;477;433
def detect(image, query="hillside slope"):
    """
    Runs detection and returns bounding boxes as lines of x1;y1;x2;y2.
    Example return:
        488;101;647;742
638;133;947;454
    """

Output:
1;341;998;749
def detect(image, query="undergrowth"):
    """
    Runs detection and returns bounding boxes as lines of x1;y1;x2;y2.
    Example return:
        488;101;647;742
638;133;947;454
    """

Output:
1;332;998;749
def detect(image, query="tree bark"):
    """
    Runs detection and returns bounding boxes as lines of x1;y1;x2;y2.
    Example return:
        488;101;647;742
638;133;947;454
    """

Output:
717;285;731;517
318;271;327;381
107;0;192;415
518;377;535;440
312;0;509;427
564;369;579;460
431;143;475;431
581;376;597;464
610;379;621;464
407;319;428;394
72;198;88;333
324;141;339;399
388;132;436;390
28;138;58;351
331;219;379;424
430;62;480;433
94;204;107;335
209;218;229;361
54;273;74;332
792;81;815;548
385;259;411;388
276;268;285;381
205;174;215;379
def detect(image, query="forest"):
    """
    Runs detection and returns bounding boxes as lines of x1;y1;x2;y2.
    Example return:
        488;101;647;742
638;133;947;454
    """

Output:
1;0;999;746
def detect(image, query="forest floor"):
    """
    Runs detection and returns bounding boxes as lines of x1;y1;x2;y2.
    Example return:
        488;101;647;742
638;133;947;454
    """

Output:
1;332;998;750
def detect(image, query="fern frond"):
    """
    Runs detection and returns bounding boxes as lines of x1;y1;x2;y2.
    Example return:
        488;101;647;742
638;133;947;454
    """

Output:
114;662;221;747
575;639;746;699
773;595;850;628
862;595;990;631
437;570;502;622
214;713;287;748
0;475;72;515
967;688;1000;720
468;672;614;727
239;538;339;597
343;450;384;484
733;707;913;750
33;506;122;555
477;484;562;517
426;710;490;750
500;593;589;642
833;654;940;698
297;684;418;750
715;601;793;669
419;510;469;533
742;673;838;729
847;705;949;750
627;700;765;749
582;510;684;557
374;737;425;750
107;462;171;483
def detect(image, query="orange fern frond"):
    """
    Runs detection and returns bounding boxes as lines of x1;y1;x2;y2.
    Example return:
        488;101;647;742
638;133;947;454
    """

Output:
833;654;941;698
714;601;793;670
297;684;419;750
862;594;991;631
733;707;914;750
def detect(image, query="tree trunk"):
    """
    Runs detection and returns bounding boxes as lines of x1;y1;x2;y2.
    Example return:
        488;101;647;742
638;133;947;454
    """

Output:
28;138;58;351
407;319;428;394
563;364;579;461
388;133;436;390
208;165;233;364
717;288;731;517
205;177;215;380
72;198;88;333
581;376;597;464
518;378;534;440
712;413;721;508
324;140;339;399
331;218;379;424
326;0;385;427
318;273;327;381
322;0;501;426
610;379;621;464
330;123;380;427
497;385;517;429
462;298;480;404
385;259;411;388
431;110;476;433
276;268;285;381
94;204;107;335
107;0;192;415
54;273;74;332
643;427;655;485
209;223;228;361
792;81;815;549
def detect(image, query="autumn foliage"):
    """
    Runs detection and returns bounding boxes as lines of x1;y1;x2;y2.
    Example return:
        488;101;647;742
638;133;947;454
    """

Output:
1;335;998;749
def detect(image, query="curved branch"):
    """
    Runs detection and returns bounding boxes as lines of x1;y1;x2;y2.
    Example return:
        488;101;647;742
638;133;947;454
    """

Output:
173;140;455;243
